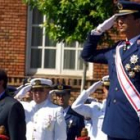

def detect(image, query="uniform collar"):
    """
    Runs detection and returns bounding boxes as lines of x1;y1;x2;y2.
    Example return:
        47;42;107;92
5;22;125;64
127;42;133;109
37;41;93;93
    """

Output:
63;106;70;116
128;34;140;46
31;99;49;111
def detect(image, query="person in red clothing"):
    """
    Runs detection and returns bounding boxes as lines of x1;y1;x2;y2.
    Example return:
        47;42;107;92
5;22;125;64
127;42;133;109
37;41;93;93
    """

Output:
0;126;9;140
0;135;9;140
76;128;90;140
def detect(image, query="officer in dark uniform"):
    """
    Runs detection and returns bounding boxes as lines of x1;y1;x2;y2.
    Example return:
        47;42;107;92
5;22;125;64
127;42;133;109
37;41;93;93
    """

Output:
81;0;140;140
0;69;26;140
6;85;17;97
52;84;85;140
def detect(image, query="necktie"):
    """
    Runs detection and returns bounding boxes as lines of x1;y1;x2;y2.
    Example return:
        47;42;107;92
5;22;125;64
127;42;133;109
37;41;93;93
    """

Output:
123;40;130;51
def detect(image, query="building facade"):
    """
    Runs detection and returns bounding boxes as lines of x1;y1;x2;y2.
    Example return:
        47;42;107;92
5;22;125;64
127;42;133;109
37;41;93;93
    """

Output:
0;0;139;97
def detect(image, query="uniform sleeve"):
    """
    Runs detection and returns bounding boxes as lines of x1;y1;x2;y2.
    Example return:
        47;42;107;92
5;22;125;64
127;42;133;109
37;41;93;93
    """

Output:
54;107;67;140
8;102;26;140
76;115;85;138
72;90;92;118
81;33;111;64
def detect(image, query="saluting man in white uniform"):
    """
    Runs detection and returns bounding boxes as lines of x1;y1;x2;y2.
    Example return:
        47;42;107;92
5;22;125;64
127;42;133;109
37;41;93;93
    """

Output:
15;78;67;140
72;76;109;140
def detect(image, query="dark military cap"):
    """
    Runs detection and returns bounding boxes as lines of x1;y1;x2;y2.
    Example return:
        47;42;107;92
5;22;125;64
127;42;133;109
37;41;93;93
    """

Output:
116;0;140;16
52;84;72;94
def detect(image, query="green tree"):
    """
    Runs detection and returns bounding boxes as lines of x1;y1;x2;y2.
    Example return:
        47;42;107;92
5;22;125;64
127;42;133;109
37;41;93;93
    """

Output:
23;0;114;43
23;0;115;90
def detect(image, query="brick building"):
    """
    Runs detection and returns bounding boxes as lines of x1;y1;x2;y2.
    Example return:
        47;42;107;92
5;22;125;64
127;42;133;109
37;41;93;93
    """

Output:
0;0;139;99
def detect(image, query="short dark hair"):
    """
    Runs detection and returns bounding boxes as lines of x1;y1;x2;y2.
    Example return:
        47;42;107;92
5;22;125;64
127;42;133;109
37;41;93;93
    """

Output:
0;69;8;89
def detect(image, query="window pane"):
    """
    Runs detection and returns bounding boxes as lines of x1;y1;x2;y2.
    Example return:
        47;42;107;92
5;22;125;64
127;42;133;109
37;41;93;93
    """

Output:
64;50;75;69
31;27;43;46
78;43;83;48
45;36;56;47
44;49;56;68
65;42;76;48
30;49;42;68
32;8;43;24
78;50;83;70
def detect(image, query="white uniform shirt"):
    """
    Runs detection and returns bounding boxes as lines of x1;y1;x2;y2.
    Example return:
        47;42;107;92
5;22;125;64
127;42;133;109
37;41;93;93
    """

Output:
72;90;107;140
21;99;67;140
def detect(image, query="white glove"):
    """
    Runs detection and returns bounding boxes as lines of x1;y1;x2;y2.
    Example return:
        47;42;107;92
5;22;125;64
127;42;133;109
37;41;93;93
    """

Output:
102;75;109;81
16;83;31;94
96;15;117;33
86;81;103;94
91;29;103;35
14;85;32;100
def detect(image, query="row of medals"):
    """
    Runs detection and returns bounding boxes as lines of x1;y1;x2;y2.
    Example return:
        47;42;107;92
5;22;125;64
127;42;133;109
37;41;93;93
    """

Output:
125;54;140;78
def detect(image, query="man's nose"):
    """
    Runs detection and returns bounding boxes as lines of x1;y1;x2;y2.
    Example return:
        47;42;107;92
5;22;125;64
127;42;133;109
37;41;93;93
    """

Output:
59;96;63;99
117;20;123;25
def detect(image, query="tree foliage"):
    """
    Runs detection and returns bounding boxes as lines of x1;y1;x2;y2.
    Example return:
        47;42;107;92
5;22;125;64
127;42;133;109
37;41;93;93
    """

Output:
23;0;114;43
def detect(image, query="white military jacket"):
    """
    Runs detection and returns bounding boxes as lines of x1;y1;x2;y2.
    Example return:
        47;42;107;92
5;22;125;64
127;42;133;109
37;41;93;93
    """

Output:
72;90;107;140
21;99;67;140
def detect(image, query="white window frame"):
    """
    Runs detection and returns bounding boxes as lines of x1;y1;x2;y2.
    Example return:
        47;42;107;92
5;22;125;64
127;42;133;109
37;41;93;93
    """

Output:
26;7;93;77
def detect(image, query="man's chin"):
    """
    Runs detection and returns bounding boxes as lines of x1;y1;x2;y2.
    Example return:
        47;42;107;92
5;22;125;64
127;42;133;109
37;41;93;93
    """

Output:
35;100;42;104
58;102;64;106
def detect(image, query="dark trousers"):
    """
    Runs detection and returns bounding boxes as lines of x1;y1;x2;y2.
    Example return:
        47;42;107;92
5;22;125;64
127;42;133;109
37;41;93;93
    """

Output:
108;136;138;140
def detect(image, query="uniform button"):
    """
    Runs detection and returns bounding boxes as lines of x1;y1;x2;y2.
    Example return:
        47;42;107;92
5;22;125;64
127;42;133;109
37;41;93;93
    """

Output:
113;99;117;103
34;129;36;131
115;87;118;91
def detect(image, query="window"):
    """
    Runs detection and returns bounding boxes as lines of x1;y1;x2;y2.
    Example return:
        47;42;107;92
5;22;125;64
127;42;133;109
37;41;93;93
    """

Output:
26;8;93;77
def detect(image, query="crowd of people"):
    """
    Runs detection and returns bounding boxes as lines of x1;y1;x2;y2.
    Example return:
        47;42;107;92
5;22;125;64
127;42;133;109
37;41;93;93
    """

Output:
0;69;109;140
0;0;140;140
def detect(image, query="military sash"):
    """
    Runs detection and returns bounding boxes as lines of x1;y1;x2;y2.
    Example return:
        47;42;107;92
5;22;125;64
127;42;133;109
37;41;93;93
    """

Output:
115;44;140;119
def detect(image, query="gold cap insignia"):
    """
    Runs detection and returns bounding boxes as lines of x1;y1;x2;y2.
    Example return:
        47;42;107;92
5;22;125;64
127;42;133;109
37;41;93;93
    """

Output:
57;85;63;90
27;77;31;83
34;80;41;85
117;2;123;10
